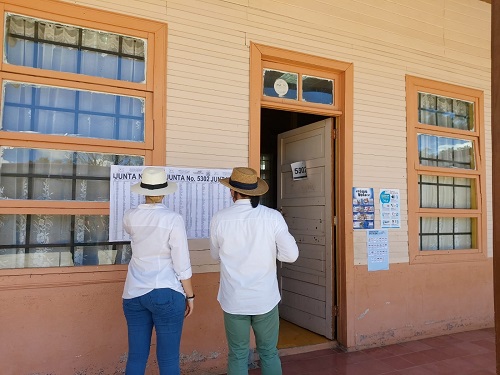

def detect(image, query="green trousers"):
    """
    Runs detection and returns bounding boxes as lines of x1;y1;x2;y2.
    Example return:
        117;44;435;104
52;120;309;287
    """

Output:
223;305;282;375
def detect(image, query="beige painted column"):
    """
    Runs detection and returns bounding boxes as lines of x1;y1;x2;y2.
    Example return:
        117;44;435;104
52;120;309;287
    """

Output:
492;0;500;372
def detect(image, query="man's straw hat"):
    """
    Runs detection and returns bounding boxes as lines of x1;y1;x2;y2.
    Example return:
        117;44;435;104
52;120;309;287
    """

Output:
131;167;177;196
219;167;268;196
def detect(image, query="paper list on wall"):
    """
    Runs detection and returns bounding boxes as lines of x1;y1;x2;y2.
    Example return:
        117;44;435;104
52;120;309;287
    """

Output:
367;229;389;271
109;166;232;241
163;167;232;239
110;165;144;242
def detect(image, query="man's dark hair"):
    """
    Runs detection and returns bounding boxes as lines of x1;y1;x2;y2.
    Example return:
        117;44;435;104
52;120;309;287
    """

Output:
250;196;260;208
238;192;260;208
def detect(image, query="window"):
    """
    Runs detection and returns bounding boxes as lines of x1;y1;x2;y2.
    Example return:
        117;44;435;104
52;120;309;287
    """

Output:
406;76;486;263
6;13;146;82
261;61;340;112
0;1;167;269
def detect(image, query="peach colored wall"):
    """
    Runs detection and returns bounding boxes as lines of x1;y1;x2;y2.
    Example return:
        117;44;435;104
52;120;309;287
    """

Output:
2;264;493;374
0;273;227;375
352;260;494;350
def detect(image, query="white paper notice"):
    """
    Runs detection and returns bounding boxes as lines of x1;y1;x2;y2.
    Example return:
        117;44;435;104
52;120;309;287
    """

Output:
290;161;307;180
379;189;401;229
109;166;232;241
367;229;389;271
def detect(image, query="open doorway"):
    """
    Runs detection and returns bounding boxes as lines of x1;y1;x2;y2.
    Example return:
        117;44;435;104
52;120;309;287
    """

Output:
260;108;327;209
259;108;336;349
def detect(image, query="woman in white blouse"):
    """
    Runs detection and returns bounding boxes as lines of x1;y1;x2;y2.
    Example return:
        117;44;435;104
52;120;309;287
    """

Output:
122;167;194;375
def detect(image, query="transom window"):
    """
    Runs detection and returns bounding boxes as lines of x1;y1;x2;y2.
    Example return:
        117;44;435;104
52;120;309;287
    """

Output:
0;2;167;270
261;61;340;112
406;76;485;263
263;68;334;105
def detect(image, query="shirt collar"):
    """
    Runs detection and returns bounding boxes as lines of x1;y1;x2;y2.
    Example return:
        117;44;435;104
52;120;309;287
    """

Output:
138;203;166;209
234;199;251;205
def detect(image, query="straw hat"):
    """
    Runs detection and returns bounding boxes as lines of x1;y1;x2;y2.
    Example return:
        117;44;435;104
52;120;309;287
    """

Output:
219;167;268;196
131;167;177;196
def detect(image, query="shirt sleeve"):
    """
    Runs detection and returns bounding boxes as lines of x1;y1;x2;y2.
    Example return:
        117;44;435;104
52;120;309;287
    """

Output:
122;210;131;235
275;214;299;263
169;215;192;280
209;215;220;261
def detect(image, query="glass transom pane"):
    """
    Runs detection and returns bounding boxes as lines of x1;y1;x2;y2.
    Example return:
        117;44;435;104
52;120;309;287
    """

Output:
263;69;298;100
0;213;131;268
418;92;474;131
0;146;143;201
302;75;334;105
418;175;475;209
5;13;146;83
418;134;475;169
2;81;145;142
419;217;475;251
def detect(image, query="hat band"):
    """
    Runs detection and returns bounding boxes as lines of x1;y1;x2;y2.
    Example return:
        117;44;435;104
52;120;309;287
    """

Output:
140;181;169;190
229;178;258;190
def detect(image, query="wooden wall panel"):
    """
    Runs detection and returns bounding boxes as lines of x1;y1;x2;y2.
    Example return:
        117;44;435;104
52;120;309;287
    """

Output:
68;0;167;20
60;0;491;266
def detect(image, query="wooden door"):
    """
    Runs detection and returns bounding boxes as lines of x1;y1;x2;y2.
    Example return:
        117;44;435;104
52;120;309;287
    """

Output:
277;119;334;339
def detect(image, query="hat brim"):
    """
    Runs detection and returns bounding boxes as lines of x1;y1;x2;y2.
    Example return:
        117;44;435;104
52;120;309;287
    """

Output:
130;181;177;196
219;177;268;196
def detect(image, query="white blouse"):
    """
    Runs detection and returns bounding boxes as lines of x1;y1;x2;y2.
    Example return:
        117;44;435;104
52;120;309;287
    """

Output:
122;204;192;299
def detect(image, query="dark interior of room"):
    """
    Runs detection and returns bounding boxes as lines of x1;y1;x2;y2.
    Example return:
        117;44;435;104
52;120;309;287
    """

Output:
259;108;328;209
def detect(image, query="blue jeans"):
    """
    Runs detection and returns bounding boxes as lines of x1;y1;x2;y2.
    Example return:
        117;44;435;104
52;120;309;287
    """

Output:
223;305;282;375
123;288;185;375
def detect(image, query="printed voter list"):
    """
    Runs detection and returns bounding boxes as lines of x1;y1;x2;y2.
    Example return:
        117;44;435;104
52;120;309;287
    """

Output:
109;166;232;241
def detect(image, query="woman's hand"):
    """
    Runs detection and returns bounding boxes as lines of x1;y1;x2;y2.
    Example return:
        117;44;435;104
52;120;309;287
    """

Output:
185;299;194;317
180;278;194;318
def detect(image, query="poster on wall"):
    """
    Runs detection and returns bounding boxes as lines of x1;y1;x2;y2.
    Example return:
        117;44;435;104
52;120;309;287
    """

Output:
109;166;232;241
379;188;401;228
352;187;375;229
367;229;389;271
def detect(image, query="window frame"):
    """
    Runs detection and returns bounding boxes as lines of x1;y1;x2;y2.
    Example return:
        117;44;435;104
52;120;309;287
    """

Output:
261;60;342;115
406;75;486;264
0;0;167;275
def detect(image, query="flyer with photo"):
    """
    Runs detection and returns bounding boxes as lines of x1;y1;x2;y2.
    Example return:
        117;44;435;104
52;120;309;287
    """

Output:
352;187;375;230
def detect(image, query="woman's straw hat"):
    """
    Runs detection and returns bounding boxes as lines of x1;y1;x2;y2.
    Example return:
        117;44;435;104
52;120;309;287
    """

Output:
219;167;268;196
131;167;177;196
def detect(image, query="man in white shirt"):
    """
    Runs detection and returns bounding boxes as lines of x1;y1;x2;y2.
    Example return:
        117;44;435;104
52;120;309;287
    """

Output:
210;167;299;375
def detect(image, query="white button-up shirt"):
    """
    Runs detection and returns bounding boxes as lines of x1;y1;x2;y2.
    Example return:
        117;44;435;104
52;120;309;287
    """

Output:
122;203;192;299
210;199;299;315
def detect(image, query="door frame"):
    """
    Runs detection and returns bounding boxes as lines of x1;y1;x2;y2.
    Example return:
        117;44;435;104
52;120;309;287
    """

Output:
249;43;354;347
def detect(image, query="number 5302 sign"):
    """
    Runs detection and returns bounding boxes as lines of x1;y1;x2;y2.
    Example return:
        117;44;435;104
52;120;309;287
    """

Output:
291;161;307;180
